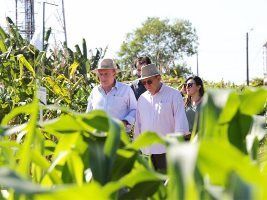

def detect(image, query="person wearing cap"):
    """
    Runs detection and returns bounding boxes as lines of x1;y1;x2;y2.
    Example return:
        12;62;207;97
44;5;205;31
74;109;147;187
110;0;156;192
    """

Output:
134;64;189;172
130;56;151;100
86;58;137;131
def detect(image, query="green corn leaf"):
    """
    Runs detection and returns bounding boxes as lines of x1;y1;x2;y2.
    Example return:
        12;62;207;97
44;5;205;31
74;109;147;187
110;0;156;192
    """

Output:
1;104;33;125
167;143;198;200
81;110;109;132
0;39;7;52
66;152;84;185
127;131;165;150
43;114;85;134
0;141;20;168
240;88;267;115
104;168;165;195
0;167;48;194
17;54;36;77
198;90;231;139
35;182;107;200
52;132;80;165
218;92;240;124
197;139;267;189
0;26;7;39
69;61;79;78
31;150;62;184
111;149;137;181
16;99;39;177
228;112;252;153
104;117;121;160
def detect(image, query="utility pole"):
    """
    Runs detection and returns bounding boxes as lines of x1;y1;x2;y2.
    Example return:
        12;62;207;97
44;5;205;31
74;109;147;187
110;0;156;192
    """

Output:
42;1;45;50
246;32;249;86
62;0;68;46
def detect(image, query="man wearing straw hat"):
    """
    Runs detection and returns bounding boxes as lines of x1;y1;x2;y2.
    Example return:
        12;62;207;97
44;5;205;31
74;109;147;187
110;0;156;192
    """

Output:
86;58;137;131
134;63;189;171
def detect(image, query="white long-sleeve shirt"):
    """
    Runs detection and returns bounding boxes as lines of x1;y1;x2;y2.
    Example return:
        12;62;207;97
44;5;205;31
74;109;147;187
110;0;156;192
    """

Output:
134;83;189;154
86;81;137;126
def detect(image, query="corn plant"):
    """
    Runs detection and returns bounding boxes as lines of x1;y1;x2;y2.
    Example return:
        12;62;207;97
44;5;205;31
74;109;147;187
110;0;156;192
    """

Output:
0;87;266;199
0;17;105;123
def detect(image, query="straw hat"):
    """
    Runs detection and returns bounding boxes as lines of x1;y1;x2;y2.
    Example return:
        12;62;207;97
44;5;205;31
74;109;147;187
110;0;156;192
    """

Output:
93;58;120;72
140;64;160;80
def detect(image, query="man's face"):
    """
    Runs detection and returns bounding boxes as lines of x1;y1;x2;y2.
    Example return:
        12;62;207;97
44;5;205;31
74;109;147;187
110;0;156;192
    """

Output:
97;69;116;87
141;75;161;94
136;62;146;78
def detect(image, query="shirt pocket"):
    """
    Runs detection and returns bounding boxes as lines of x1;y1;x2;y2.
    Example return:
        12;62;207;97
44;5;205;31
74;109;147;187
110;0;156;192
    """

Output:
92;94;105;110
109;96;128;117
156;102;172;115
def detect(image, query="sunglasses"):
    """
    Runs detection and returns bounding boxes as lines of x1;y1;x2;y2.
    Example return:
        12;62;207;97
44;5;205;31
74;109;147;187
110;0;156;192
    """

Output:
141;79;153;86
184;83;195;88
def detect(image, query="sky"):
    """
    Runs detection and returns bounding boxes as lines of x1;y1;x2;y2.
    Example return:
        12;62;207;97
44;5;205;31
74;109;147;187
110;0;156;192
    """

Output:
1;0;267;84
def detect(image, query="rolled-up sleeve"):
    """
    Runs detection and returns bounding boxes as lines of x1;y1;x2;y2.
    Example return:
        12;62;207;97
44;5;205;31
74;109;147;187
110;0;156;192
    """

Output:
86;92;93;113
123;88;137;125
134;105;141;139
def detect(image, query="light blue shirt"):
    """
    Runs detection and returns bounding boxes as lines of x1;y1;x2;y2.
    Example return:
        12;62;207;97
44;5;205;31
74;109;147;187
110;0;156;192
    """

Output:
86;81;137;125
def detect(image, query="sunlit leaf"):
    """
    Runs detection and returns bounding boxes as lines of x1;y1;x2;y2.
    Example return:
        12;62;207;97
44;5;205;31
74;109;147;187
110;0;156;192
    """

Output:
0;167;48;194
127;131;165;150
218;92;240;124
240;88;267;115
167;143;198;200
69;61;79;78
35;182;107;200
43;115;84;133
197;139;267;189
17;54;35;77
66;152;84;185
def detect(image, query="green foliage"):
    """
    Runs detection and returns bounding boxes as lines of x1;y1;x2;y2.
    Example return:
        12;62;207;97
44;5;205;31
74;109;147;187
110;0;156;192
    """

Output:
117;17;198;74
0;100;167;199
0;87;266;199
250;77;264;87
0;17;105;123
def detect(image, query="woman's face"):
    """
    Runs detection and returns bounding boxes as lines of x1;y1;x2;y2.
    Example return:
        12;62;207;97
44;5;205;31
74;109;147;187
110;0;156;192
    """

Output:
186;79;200;96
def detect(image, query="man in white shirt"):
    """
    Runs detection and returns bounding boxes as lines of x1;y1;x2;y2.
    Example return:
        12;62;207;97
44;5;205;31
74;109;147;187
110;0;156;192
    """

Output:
86;58;137;131
134;64;189;171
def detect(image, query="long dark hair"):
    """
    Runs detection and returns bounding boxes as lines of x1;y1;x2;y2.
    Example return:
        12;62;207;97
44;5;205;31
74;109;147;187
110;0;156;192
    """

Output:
134;56;151;68
185;75;205;106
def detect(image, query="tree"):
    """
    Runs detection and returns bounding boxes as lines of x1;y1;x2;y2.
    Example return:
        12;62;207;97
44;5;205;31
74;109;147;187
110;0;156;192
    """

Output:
117;17;198;72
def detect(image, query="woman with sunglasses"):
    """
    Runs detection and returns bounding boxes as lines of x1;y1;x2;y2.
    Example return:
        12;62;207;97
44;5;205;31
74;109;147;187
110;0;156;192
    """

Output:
184;76;205;139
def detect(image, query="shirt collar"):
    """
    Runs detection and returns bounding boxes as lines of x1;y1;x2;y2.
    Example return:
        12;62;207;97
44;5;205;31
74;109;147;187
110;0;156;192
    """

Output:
98;80;119;93
114;80;119;89
158;83;165;93
148;82;165;96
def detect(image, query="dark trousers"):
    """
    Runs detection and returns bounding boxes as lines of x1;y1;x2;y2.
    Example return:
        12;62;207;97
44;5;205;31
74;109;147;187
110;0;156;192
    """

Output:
151;153;166;172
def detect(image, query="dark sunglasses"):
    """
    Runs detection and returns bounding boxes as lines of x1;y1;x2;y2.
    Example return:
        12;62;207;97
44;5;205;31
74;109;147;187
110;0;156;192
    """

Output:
142;79;153;85
184;83;195;88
